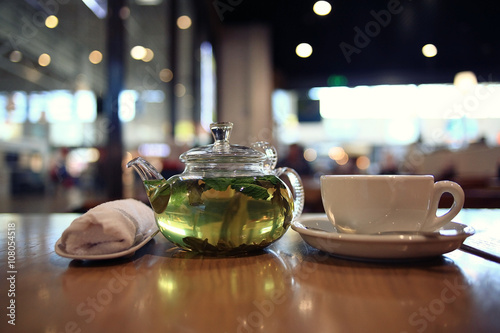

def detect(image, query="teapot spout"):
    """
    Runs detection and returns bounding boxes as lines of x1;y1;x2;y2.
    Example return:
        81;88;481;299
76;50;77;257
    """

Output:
127;157;170;214
126;157;164;181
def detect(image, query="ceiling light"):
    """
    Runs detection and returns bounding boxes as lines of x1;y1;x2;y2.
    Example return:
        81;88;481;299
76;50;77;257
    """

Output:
130;45;147;60
159;68;173;82
296;43;313;58
38;53;51;67
422;44;437;57
142;48;154;62
45;15;59;28
9;51;22;63
89;50;103;64
313;1;332;16
174;83;186;97
454;71;477;92
177;15;192;29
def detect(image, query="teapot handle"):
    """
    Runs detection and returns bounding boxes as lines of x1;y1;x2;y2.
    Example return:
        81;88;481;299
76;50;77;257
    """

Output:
275;167;305;221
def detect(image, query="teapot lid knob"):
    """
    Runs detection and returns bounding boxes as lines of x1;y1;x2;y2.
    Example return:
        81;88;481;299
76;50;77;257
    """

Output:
210;122;233;148
180;121;266;163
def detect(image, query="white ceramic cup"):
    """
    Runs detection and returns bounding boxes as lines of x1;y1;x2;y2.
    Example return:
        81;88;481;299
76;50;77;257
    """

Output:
320;175;465;234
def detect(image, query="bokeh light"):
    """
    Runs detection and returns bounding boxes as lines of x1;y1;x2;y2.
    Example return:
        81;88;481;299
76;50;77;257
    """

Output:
422;44;437;57
38;53;51;66
328;147;345;161
142;48;154;62
304;148;317;162
296;43;313;58
328;146;350;166
130;45;147;60
119;6;130;19
89;50;103;64
175;83;186;97
159;68;173;82
356;156;371;170
177;15;192;29
454;71;478;92
9;51;22;63
45;15;59;28
336;153;349;166
313;1;332;16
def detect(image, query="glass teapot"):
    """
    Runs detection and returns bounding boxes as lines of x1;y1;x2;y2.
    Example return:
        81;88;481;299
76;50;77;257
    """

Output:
127;122;304;255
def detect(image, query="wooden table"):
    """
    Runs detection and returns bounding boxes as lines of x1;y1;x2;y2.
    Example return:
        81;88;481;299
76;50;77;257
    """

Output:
1;210;499;333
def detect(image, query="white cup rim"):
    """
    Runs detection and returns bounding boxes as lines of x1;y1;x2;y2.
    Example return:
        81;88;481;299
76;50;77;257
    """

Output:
321;174;433;179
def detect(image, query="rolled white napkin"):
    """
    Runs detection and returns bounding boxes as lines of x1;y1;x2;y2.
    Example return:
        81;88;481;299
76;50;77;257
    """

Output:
59;199;156;255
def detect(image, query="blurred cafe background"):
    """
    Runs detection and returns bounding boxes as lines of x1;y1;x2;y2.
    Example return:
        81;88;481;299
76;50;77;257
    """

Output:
1;0;500;213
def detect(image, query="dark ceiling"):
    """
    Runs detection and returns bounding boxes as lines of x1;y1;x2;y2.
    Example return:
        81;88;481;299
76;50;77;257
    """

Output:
215;0;500;89
2;1;499;92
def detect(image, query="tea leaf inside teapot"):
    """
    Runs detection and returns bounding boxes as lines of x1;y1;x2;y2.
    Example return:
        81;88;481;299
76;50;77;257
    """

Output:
144;176;284;215
231;183;270;200
203;178;234;192
203;176;278;201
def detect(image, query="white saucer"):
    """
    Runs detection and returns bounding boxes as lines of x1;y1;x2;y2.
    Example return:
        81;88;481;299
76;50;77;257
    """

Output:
291;216;475;261
55;228;159;260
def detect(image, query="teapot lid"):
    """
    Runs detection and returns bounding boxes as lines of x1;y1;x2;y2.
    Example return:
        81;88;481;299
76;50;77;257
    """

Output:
179;122;267;163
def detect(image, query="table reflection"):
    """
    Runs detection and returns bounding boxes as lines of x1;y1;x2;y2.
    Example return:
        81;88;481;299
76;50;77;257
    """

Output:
60;242;293;333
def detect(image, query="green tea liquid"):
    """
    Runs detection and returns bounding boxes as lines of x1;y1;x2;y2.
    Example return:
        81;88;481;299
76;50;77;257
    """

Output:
144;176;293;254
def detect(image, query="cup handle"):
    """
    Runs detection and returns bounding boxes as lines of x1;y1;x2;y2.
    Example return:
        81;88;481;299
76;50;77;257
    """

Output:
275;167;305;221
424;181;465;231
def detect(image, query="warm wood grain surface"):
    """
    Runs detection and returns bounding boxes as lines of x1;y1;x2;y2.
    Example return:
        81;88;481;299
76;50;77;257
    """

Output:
1;211;499;333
